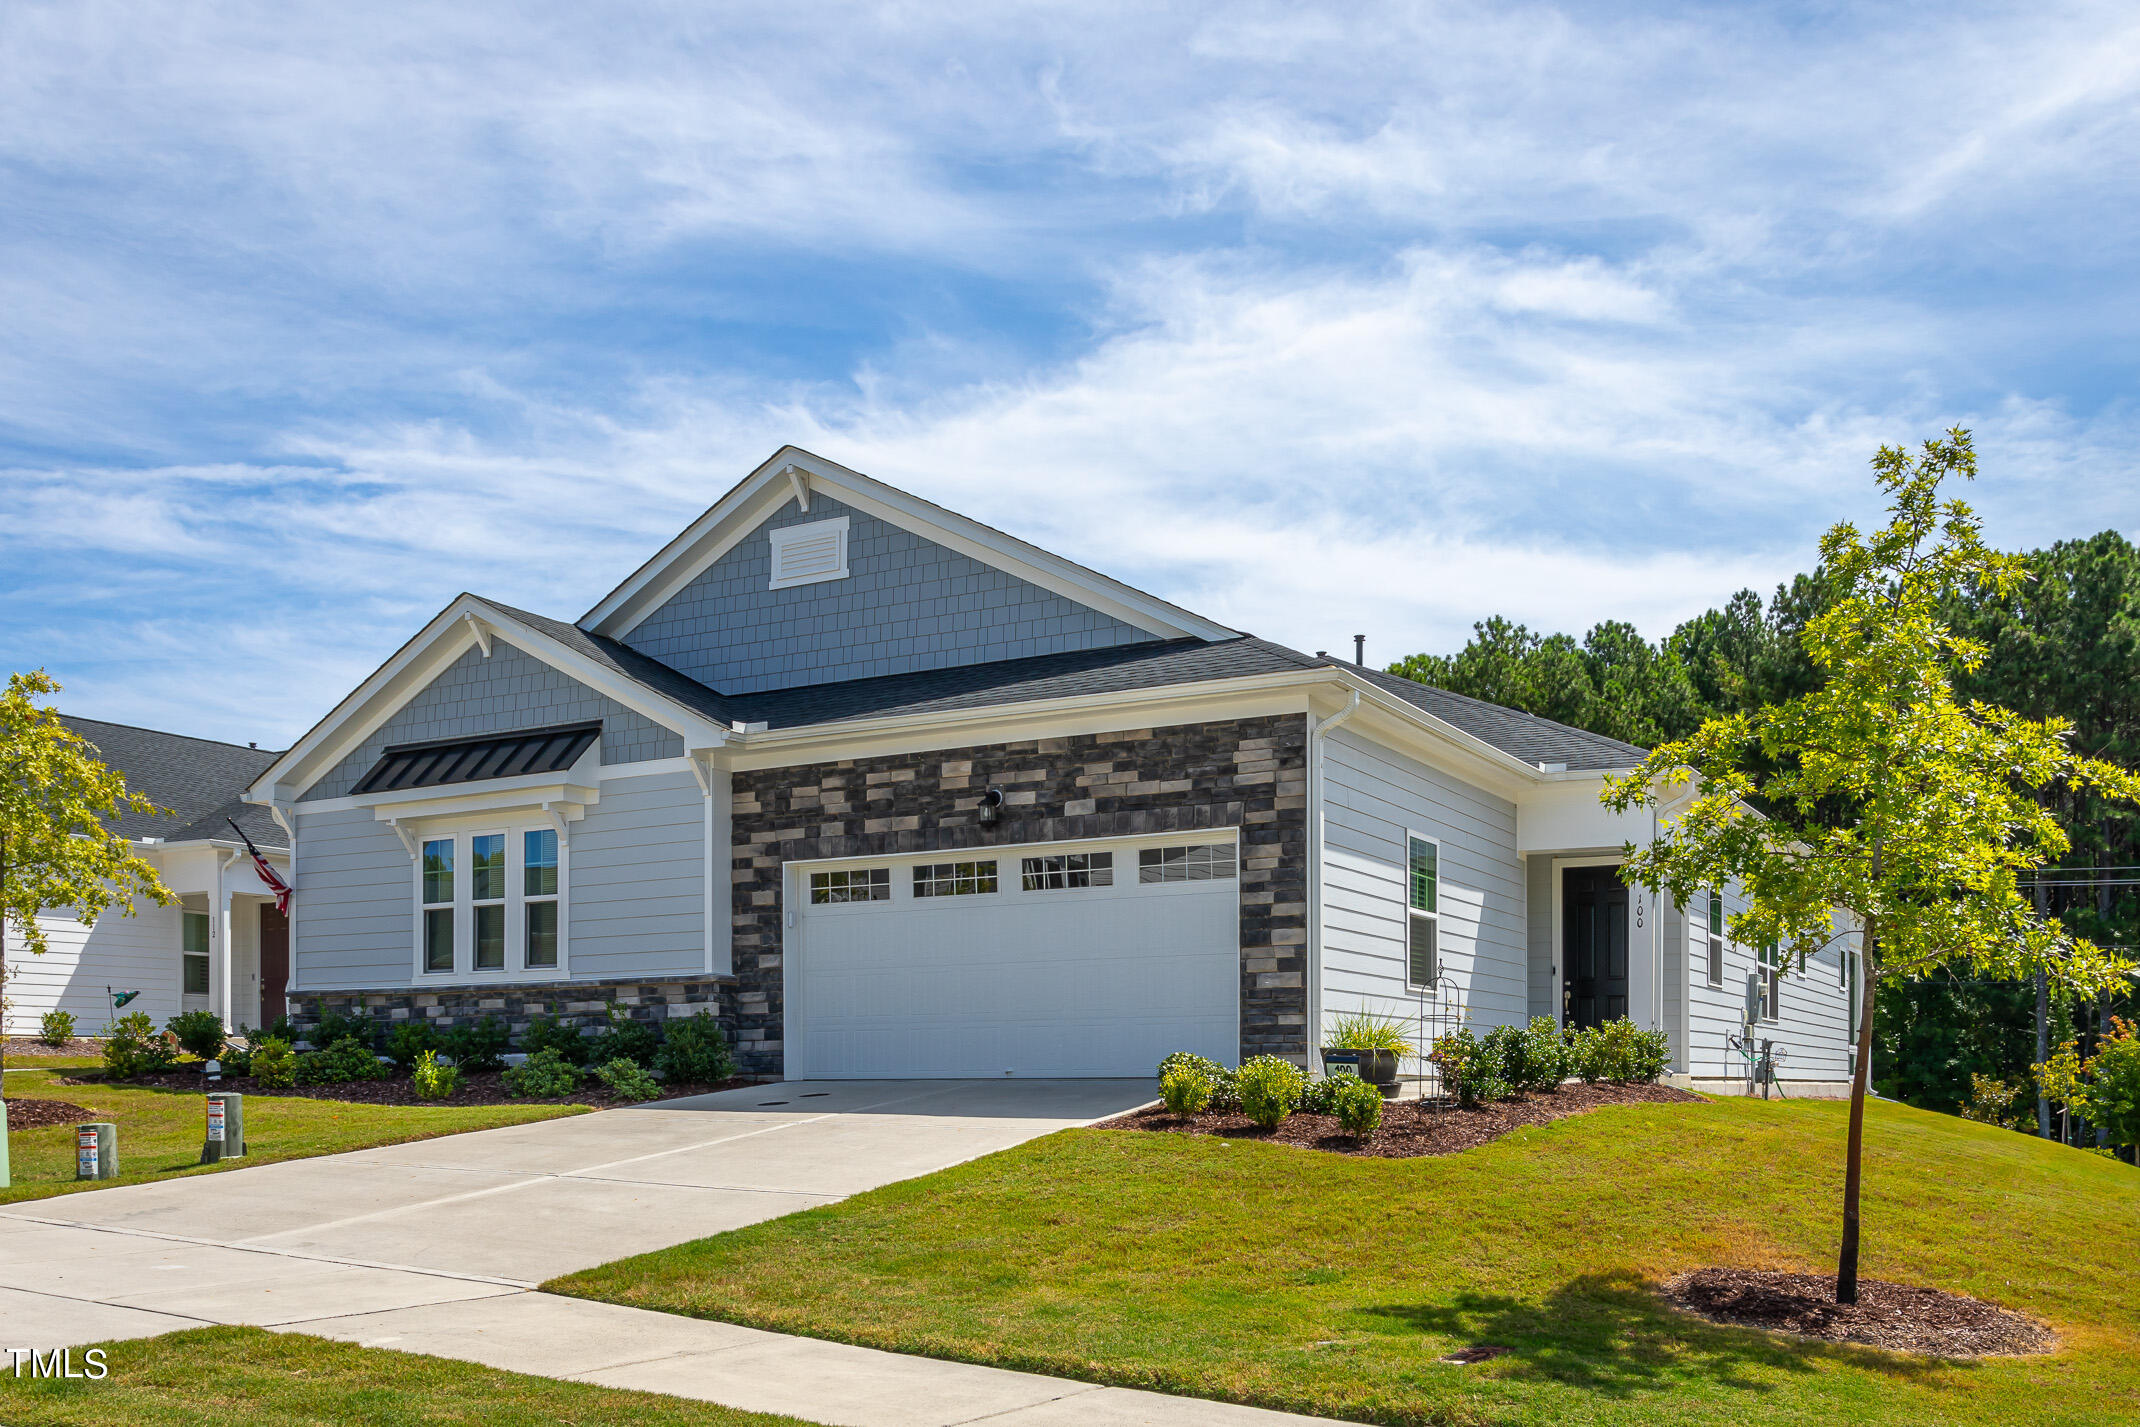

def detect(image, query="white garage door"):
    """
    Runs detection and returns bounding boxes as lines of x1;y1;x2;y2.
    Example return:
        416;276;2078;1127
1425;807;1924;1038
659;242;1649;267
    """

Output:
789;833;1241;1078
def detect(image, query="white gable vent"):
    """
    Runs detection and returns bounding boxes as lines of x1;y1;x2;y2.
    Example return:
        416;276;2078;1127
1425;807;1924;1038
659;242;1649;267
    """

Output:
768;516;850;590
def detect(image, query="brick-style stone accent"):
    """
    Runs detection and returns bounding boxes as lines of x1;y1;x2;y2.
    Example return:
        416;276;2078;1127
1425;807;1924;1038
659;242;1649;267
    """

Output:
729;714;1309;1077
288;974;735;1046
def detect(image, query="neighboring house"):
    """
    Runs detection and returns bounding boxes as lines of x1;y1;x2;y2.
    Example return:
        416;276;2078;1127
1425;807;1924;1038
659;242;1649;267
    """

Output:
10;720;292;1038
245;447;1858;1092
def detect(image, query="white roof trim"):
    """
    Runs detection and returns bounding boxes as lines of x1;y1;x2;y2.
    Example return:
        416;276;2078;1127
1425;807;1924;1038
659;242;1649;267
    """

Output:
246;595;731;804
578;446;1239;643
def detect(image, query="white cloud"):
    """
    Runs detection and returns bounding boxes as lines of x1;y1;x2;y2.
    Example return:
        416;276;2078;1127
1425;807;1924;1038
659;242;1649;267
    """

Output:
3;1;2137;745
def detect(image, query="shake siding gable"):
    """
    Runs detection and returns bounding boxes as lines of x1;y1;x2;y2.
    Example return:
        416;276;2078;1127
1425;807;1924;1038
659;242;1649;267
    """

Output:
1319;726;1525;1063
300;639;681;802
621;492;1157;696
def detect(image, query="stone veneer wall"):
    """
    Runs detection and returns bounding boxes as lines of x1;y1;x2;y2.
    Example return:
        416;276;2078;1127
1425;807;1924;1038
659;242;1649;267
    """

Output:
287;974;735;1047
728;713;1309;1077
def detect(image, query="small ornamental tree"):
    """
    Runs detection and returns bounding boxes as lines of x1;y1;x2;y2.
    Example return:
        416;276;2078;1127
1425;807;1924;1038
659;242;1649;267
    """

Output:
1;671;175;1079
1603;430;2140;1303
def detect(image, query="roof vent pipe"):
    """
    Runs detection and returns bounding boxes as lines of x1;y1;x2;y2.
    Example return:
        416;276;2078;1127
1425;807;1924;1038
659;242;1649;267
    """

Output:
1353;634;1365;666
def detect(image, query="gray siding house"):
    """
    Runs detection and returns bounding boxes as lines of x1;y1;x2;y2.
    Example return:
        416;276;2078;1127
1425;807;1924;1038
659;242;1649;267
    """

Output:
248;447;1856;1090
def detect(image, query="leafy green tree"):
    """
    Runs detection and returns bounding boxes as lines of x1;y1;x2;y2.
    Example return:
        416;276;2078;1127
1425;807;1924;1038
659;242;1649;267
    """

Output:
1;671;174;1074
1602;429;2140;1302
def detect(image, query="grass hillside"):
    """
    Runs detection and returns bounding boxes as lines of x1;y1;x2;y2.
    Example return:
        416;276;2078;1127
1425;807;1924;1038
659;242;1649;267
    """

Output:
552;1095;2140;1427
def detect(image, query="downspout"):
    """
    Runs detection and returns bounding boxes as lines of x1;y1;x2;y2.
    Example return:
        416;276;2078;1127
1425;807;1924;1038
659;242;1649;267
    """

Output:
1307;690;1361;1070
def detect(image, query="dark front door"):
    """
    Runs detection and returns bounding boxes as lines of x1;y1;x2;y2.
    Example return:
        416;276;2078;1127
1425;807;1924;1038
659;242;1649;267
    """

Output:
259;904;289;1026
1563;867;1628;1030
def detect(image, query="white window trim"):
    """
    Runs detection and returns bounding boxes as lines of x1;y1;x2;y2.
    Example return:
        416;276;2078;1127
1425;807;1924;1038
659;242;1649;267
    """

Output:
181;910;212;999
1405;829;1440;992
1705;890;1726;988
412;821;571;982
469;828;508;974
767;516;851;590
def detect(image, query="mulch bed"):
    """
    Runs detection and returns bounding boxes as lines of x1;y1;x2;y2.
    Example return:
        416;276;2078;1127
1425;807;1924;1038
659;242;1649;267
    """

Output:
1662;1267;2054;1357
1;1097;99;1130
2;1037;102;1058
1098;1080;1702;1158
58;1068;763;1109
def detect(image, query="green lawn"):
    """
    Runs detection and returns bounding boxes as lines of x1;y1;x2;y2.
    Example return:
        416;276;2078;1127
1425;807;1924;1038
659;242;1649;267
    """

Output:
0;1326;815;1425
0;1062;584;1205
550;1095;2140;1427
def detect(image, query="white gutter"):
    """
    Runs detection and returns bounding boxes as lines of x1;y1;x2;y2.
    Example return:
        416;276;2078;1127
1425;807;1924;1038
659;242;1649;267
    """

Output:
1306;691;1361;1070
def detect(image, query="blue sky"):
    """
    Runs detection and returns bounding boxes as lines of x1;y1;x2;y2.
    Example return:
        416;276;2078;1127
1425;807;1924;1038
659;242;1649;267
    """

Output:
4;1;2136;747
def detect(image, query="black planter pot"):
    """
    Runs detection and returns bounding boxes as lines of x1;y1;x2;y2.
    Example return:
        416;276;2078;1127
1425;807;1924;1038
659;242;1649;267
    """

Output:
1322;1046;1400;1091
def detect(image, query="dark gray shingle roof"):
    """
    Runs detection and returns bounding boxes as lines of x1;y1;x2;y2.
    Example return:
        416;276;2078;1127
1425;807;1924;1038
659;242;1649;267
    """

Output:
1325;660;1650;771
724;637;1323;729
60;717;287;849
487;597;1645;775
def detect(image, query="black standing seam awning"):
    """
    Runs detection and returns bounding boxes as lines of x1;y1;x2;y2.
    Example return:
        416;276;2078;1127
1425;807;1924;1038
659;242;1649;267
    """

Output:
351;721;602;795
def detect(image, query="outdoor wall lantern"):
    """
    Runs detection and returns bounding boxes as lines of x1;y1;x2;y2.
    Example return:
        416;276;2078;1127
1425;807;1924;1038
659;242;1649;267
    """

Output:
977;787;1004;824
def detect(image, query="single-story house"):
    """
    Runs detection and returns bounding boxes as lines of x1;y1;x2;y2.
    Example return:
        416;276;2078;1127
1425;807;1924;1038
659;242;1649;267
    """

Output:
243;447;1858;1092
11;719;293;1038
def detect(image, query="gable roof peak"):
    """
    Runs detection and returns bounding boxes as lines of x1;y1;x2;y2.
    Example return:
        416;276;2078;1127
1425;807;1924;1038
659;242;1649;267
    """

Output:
577;446;1237;646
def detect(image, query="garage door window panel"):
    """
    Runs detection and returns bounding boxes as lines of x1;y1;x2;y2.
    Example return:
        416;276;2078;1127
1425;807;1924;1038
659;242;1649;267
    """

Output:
914;861;998;897
812;867;890;904
1021;852;1113;890
1138;843;1236;884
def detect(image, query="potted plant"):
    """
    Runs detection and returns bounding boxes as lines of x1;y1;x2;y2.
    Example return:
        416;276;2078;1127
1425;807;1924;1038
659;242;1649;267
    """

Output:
1322;1011;1416;1095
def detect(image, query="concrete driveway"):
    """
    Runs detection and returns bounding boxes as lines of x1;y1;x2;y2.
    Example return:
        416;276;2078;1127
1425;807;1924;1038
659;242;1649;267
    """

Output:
3;1079;1144;1298
1;1078;1341;1425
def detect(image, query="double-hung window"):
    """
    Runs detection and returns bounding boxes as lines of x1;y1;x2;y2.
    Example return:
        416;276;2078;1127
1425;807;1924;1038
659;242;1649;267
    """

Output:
1757;940;1782;1022
1845;946;1862;1043
422;839;455;973
1406;835;1439;989
524;829;560;968
1706;890;1726;987
471;834;507;971
182;911;211;996
419;825;565;976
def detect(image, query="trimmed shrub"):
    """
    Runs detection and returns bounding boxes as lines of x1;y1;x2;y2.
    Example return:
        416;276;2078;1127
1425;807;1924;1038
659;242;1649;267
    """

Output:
166;1009;227;1062
412;1049;461;1100
443;1016;510;1072
249;1037;298;1089
1236;1055;1306;1130
305;1009;374;1051
1332;1076;1385;1137
385;1020;440;1071
1569;1018;1671;1084
1429;1027;1508;1107
297;1035;390;1084
1491;1016;1570;1094
589;1006;663;1068
503;1047;582;1098
653;1012;734;1085
518;1014;591;1067
221;1035;254;1075
103;1011;180;1079
1160;1064;1214;1116
1157;1051;1239;1111
39;1010;75;1047
1299;1068;1364;1116
261;1014;297;1045
592;1057;661;1102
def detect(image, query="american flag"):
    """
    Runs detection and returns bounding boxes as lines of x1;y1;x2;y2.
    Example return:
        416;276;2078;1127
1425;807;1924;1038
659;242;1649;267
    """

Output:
228;819;293;915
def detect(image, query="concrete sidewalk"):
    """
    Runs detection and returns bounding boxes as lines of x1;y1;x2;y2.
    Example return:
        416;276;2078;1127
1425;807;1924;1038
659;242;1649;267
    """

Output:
0;1079;1336;1425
